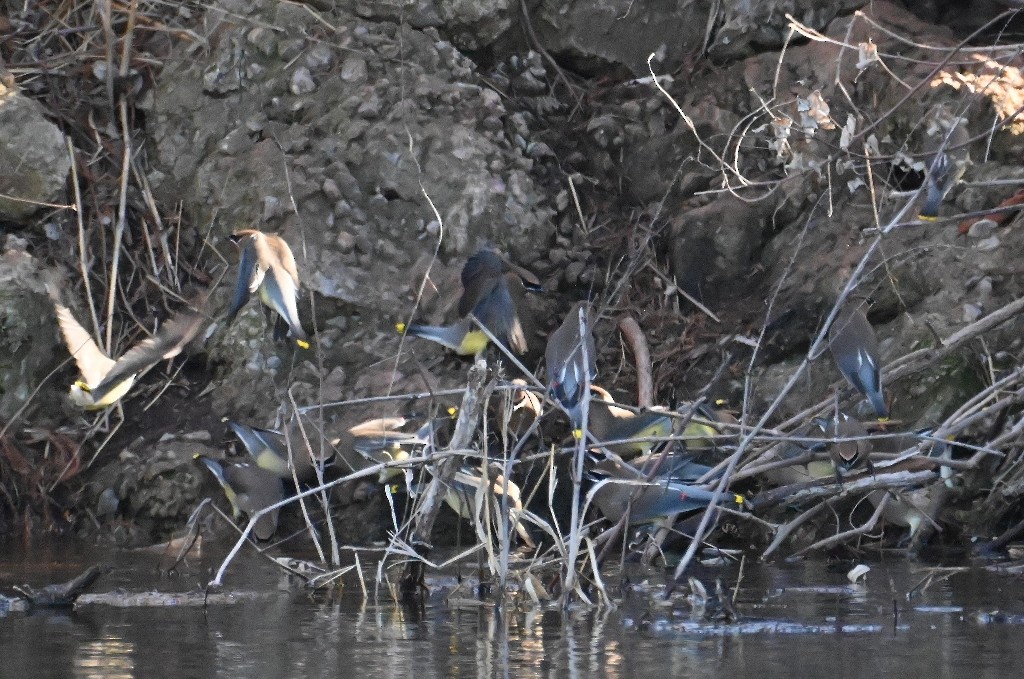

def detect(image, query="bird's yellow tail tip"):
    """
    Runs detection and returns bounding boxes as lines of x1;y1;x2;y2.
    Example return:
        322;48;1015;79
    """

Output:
877;416;890;423
918;214;938;222
296;339;311;349
395;322;407;334
74;380;92;393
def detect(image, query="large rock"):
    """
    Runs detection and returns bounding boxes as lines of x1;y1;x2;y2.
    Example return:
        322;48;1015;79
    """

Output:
345;0;515;49
0;83;71;221
531;0;857;77
0;238;65;422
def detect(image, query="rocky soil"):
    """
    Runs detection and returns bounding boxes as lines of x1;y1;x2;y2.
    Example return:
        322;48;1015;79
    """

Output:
2;0;1024;561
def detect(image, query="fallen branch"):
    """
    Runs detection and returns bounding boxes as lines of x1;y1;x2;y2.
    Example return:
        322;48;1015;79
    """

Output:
618;315;653;408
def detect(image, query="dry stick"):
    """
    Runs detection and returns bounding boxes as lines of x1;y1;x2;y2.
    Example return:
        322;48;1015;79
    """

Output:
643;261;721;323
760;499;829;560
618;316;653;409
66;139;102;339
562;307;592;608
401;360;493;594
298;388;468;413
97;0;115;110
104;91;132;353
935;366;1024;437
792;493;891;556
286;389;334;566
753;469;936;514
130;163;175;288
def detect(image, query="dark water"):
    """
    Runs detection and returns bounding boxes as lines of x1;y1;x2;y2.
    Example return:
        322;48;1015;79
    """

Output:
3;542;1024;678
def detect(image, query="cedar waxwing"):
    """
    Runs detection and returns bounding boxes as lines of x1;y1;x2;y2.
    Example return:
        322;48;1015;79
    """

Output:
332;416;434;481
402;249;535;356
226;229;310;349
400;318;490;356
545;302;597;426
228;421;325;483
457;249;531;354
918;119;970;221
755;421;834;487
828;298;889;419
51;289;209;410
502;379;543;439
443;467;536;548
196;455;284;541
759;442;836;486
814;412;873;478
231;417;430;483
619;453;716;483
868;435;955;541
677;402;739;454
589;467;746;526
586;386;673;459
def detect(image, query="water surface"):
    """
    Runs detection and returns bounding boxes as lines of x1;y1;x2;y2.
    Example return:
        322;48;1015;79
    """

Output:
2;542;1023;678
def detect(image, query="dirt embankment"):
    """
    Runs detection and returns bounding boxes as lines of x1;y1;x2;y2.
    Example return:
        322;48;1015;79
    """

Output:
2;1;1024;564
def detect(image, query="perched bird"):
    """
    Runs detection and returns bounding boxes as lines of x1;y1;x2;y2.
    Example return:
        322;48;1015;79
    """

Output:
228;421;323;483
867;434;955;542
231;417;431;483
589;468;746;526
546;302;597;426
225;229;309;349
617;453;716;483
196;456;284;541
333;416;434;482
755;422;834;487
457;248;529;353
814;412;873;479
50;289;209;410
402;248;535;356
828;298;889;419
444;466;536;548
918;120;970;221
677;402;739;455
585;386;672;459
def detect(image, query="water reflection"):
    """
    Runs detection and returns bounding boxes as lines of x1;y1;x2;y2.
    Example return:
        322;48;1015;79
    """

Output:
3;549;1024;679
76;636;134;679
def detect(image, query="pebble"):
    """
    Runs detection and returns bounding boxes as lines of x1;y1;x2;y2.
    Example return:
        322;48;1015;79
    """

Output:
263;196;282;221
322;177;341;201
181;430;212;442
963;303;983;322
305;43;333;71
246;27;277;56
290;67;316;95
341;56;367;83
968;219;998;239
975;235;1000;252
564;261;585;283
